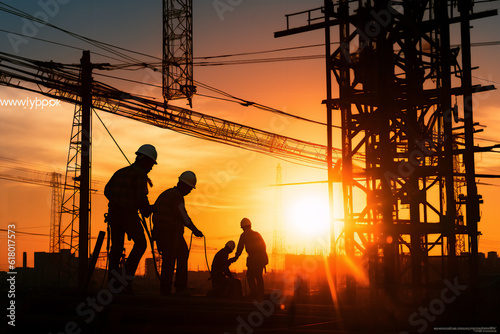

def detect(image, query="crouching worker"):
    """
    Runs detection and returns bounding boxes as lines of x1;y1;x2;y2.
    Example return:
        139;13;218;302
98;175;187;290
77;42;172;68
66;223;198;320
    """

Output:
153;171;203;296
210;241;242;298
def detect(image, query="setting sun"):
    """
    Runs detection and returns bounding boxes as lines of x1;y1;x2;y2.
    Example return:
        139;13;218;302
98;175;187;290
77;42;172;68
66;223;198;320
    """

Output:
287;193;330;237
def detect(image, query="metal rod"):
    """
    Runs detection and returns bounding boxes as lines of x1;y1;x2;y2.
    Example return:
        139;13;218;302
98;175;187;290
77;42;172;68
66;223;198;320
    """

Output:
78;50;92;288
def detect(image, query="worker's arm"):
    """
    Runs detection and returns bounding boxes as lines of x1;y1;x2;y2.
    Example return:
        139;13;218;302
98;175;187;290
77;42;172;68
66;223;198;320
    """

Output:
137;173;153;217
178;202;203;237
222;264;233;278
229;235;244;263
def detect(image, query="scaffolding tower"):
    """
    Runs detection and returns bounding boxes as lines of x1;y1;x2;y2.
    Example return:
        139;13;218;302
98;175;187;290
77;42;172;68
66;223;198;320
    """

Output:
275;0;496;299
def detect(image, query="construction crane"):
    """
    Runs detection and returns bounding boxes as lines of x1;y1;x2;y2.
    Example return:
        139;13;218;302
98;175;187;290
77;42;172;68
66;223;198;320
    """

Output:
0;167;62;252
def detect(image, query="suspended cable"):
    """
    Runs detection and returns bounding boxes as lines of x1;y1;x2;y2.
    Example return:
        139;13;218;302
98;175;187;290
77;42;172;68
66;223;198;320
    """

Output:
1;10;494;132
92;70;334;127
196;54;324;66
0;229;49;237
471;75;500;85
93;110;131;164
0;2;146;64
195;43;327;59
0;28;127;63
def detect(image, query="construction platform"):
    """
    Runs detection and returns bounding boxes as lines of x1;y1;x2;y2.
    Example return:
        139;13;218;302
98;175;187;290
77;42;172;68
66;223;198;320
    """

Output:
2;277;499;334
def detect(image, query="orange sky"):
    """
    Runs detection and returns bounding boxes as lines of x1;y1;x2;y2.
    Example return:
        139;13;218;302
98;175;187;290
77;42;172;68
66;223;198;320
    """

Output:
1;0;500;275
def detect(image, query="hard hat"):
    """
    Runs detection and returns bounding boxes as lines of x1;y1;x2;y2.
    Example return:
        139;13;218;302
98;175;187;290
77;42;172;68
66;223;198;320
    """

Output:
135;144;157;164
240;218;251;228
225;240;235;251
179;171;197;188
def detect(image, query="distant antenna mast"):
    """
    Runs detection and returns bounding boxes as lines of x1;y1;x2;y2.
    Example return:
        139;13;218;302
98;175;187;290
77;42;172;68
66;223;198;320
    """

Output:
272;164;284;271
163;0;195;107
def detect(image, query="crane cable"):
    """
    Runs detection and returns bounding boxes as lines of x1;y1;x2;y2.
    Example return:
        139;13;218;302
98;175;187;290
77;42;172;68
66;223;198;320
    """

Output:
187;232;212;276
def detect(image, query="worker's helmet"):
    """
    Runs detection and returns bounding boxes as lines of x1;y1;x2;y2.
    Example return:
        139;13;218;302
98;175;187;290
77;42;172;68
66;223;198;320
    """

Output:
179;171;197;188
240;218;251;228
225;240;235;251
135;144;157;164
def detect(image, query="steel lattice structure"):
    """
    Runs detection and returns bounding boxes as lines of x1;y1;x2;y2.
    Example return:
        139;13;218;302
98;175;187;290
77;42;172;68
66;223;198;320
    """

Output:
0;52;350;167
163;0;195;105
276;0;497;299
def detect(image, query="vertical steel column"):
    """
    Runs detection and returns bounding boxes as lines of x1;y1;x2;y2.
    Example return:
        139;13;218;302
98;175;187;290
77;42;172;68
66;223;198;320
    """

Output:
375;0;397;297
459;0;479;290
324;0;335;258
403;0;423;297
79;50;92;288
338;0;355;297
436;0;457;279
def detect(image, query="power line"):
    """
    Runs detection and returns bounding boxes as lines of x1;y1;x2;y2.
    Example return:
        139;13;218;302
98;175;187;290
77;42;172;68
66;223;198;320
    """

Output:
0;28;132;64
0;228;49;237
0;3;495;137
0;2;147;64
195;43;329;59
93;68;334;127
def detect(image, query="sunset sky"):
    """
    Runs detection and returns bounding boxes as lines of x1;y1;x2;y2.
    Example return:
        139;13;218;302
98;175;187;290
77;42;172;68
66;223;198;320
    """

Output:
1;0;499;275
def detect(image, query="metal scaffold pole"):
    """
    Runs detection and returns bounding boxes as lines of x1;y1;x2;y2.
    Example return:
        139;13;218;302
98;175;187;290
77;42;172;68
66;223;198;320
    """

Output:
324;0;337;289
459;0;480;292
78;50;92;288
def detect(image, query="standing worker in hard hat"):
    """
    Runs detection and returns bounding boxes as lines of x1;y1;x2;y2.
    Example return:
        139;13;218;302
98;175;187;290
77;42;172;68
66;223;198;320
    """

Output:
153;171;203;296
230;218;268;301
210;241;242;298
104;144;157;290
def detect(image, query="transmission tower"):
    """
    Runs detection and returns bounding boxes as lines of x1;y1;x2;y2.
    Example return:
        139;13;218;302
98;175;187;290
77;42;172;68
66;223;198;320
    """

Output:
58;104;84;254
272;164;284;271
49;172;63;253
163;0;195;106
0;167;63;253
275;0;496;300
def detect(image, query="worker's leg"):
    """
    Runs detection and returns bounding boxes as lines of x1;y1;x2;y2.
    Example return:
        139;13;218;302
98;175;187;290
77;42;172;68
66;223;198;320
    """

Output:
108;220;125;277
246;265;258;298
174;237;189;292
212;276;226;297
231;277;242;297
124;220;147;278
159;236;176;295
255;266;265;301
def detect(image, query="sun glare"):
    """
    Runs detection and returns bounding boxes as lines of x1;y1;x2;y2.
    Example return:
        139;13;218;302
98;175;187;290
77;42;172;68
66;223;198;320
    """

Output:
286;193;330;238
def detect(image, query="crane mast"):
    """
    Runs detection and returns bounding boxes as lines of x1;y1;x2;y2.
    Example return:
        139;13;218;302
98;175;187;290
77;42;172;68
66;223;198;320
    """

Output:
163;0;195;106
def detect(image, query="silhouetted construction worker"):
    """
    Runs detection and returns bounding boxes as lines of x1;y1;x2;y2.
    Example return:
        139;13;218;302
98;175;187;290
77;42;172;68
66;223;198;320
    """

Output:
211;240;242;298
104;144;157;290
153;171;203;296
230;218;268;301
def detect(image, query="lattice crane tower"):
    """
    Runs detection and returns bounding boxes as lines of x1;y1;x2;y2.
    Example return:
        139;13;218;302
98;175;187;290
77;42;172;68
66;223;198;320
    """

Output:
163;0;195;106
